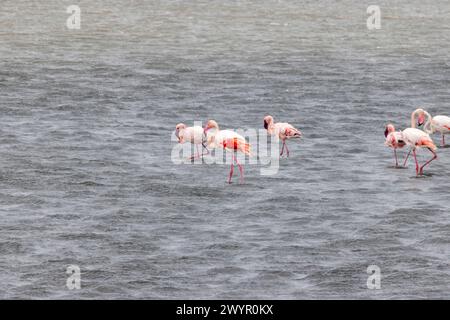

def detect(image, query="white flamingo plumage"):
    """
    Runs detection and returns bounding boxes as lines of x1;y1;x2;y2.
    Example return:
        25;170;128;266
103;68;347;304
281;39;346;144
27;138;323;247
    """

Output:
175;123;208;159
203;120;251;184
411;108;450;147
384;123;410;167
400;127;437;176
263;115;301;157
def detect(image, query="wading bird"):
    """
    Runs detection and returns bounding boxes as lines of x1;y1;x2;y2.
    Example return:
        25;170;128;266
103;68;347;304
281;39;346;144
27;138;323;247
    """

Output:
203;120;251;184
384;123;410;167
411;108;450;147
175;123;208;160
401;127;437;176
263;115;301;157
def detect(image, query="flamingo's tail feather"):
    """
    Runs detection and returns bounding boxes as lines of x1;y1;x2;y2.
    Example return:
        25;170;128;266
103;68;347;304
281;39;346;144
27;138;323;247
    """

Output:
419;138;437;151
224;138;252;156
233;138;251;156
241;142;251;156
285;127;302;138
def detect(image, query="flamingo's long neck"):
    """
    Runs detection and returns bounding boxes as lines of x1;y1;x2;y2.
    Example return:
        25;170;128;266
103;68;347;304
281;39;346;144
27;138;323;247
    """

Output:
208;124;220;148
267;120;275;134
423;111;434;134
411;110;417;128
209;124;220;136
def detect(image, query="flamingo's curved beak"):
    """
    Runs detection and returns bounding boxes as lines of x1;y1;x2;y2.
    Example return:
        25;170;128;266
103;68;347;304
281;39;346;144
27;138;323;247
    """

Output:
418;114;425;126
263;120;268;130
384;127;389;138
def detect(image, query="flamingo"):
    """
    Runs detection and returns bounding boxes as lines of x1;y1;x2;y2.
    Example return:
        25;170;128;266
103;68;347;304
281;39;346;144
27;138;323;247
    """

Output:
203;120;251;184
263;115;302;157
400;127;437;176
384;123;410;167
411;108;450;147
175;123;208;160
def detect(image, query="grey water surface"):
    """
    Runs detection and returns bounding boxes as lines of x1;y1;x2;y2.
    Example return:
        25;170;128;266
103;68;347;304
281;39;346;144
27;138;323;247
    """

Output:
0;0;449;299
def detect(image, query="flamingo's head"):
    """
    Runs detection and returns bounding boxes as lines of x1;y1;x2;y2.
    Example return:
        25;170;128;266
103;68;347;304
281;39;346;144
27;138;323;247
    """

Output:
386;133;397;147
204;120;218;134
175;123;186;142
384;123;395;138
385;131;404;148
263;115;273;130
415;108;426;126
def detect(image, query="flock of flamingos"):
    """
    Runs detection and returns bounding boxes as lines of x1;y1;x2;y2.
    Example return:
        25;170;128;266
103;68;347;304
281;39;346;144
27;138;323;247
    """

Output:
174;108;450;183
385;108;450;176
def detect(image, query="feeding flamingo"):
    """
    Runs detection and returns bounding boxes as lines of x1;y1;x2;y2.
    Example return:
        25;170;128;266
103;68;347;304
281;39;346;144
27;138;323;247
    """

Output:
411;108;450;147
175;123;208;160
263;115;302;157
384;123;410;167
203;120;251;184
400;127;437;176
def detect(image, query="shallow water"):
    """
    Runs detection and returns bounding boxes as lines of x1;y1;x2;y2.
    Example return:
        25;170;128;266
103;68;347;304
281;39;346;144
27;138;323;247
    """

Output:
0;0;449;299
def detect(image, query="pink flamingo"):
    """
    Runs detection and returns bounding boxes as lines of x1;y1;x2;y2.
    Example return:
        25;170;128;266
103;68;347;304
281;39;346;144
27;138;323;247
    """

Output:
401;127;438;176
411;108;450;147
263;115;302;157
384;123;410;167
175;123;208;160
203;120;251;184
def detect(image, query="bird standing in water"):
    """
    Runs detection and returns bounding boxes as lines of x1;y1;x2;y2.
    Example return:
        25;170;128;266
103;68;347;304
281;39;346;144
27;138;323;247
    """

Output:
411;108;450;147
384;123;410;167
263;115;301;157
204;120;251;184
175;123;208;160
401;127;437;176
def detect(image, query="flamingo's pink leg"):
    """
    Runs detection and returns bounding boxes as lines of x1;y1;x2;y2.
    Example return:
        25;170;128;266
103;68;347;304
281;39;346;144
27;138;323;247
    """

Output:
285;141;290;157
413;149;419;175
442;134;445;147
236;158;244;184
228;160;234;184
230;154;244;184
403;149;411;167
419;148;437;175
189;145;202;160
394;148;399;167
280;140;285;156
